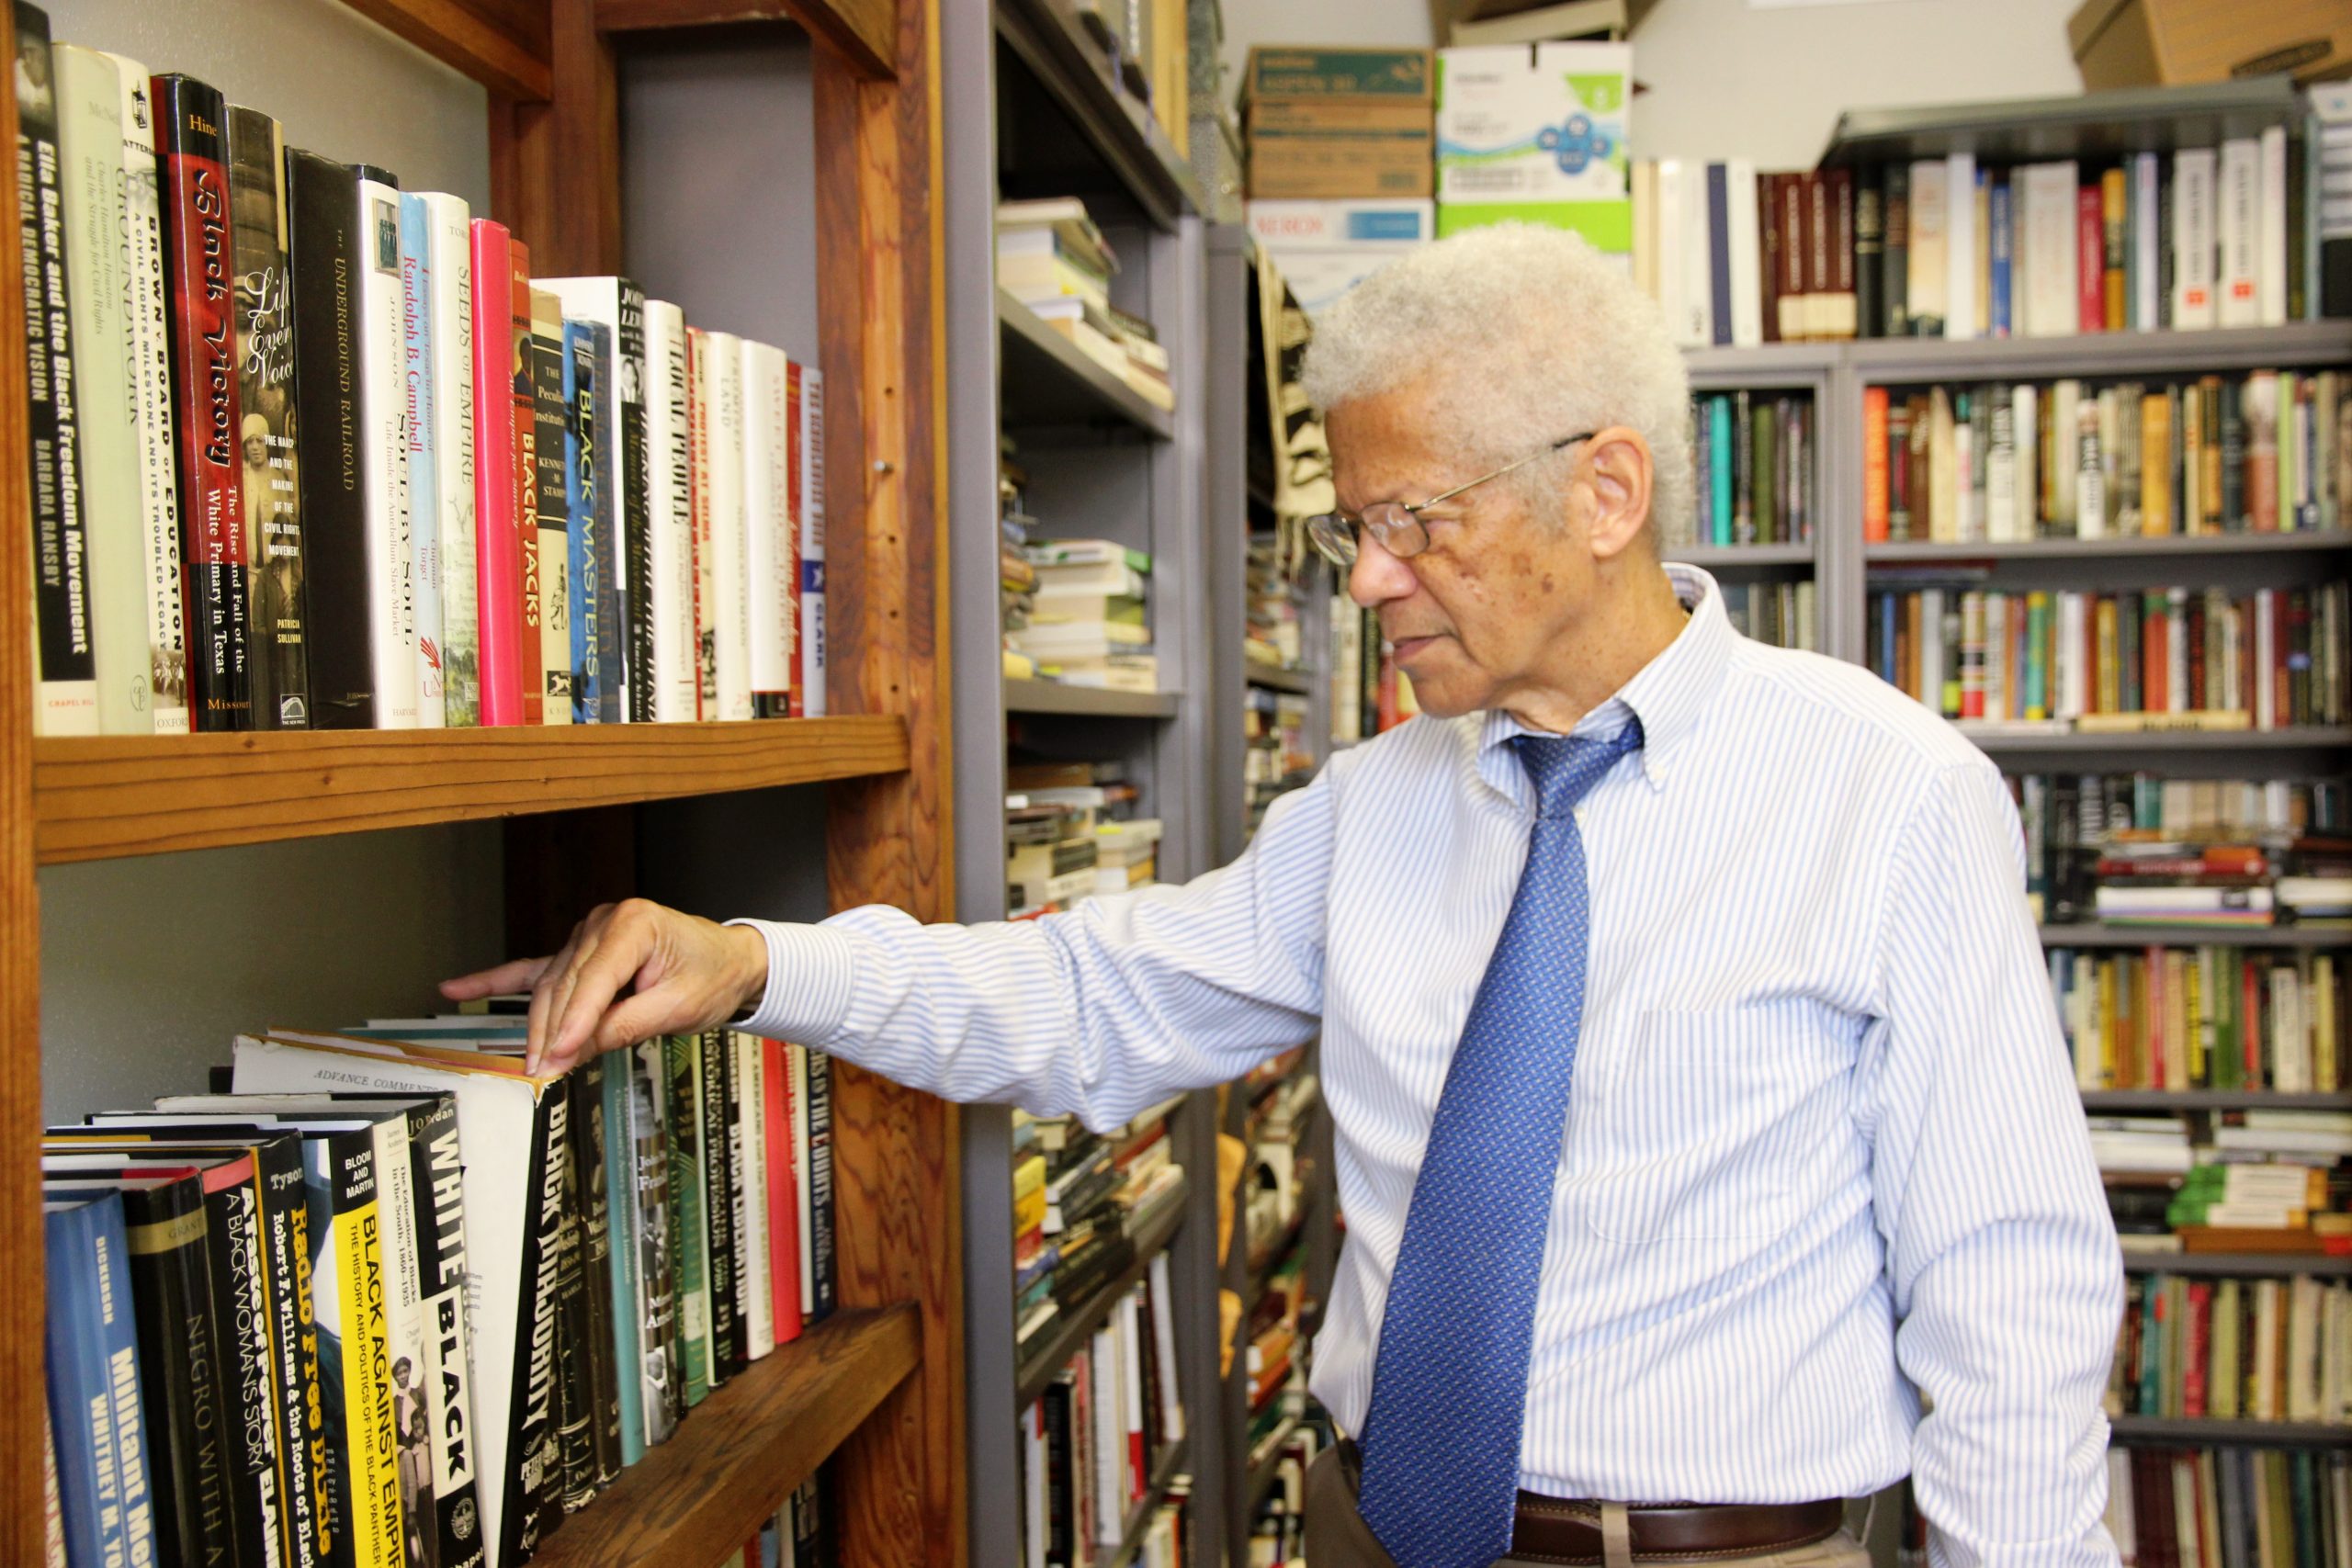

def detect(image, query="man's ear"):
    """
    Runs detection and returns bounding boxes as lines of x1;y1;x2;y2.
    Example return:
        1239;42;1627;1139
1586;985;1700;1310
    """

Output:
1581;426;1654;562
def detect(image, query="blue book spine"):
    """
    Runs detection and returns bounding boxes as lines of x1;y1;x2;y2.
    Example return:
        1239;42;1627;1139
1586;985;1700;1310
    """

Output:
1709;397;1734;547
1988;178;2014;339
1706;163;1733;347
45;1191;156;1568
398;194;446;723
564;320;605;723
1877;593;1897;684
600;1055;646;1468
588;321;624;724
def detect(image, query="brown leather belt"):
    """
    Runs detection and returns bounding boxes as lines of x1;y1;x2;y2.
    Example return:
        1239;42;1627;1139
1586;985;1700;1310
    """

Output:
1508;1494;1847;1565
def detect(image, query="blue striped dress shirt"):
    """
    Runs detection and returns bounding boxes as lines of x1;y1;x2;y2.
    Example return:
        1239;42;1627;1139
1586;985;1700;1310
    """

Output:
738;564;2126;1566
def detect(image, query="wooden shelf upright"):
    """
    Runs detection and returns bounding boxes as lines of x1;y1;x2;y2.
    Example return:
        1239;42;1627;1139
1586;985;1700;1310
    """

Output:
0;0;964;1562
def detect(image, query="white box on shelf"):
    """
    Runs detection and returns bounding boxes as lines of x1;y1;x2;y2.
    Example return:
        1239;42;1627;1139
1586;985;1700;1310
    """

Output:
1433;41;1631;252
1247;198;1434;249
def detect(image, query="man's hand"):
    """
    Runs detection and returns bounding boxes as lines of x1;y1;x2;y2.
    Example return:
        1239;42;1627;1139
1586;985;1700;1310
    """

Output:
439;898;771;1076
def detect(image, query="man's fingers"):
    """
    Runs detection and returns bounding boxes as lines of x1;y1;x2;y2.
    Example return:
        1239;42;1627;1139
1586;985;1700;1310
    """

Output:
439;955;550;1002
525;930;583;1074
548;910;656;1069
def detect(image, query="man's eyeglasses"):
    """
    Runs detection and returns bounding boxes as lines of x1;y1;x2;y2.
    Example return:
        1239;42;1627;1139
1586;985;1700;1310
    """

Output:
1305;431;1595;569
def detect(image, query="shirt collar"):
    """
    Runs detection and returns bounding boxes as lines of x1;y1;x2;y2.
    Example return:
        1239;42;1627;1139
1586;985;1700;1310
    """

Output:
1475;563;1735;798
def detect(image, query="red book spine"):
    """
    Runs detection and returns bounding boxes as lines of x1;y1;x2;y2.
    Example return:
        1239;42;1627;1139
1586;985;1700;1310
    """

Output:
1862;385;1890;541
763;1039;805;1345
509;243;542;723
2075;186;2105;334
2184;1280;2211;1416
2245;960;2265;1086
786;359;806;719
2145;598;2167;713
153;74;252;729
470;220;523;726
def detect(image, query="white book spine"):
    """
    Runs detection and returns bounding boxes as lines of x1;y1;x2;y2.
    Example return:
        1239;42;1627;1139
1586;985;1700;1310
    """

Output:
2259;125;2289;327
2218;138;2260;328
1679;161;1712;347
2132;152;2160;332
2049;380;2079;528
2167;589;2188;714
105;54;187;734
1907;160;1949;332
1952;407;1975;541
1942;152;1976;340
2174;148;2218;329
2076;395;2105;539
642;301;698;722
2256;589;2277;729
734;1033;775;1359
2020;163;2079;340
788;1044;814;1316
1920;589;1944;709
741;340;796;711
706;332;752;720
2059;592;2086;720
1655;160;1688;346
358;177;419;728
798;365;826;717
398;194;445;728
1091;1325;1122;1543
1727;159;1762;349
423;193;479;727
2013;384;2039;539
1145;1252;1183;1440
1986;395;2016;544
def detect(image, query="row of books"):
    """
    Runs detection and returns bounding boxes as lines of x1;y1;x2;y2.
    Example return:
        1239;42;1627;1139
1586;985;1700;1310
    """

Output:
17;9;826;738
1004;759;1160;918
1246;687;1313;837
1719;581;1818;655
2111;1271;2352;1427
42;1021;839;1568
1633;125;2326;350
2103;1446;2352;1568
996;198;1174;413
1015;1260;1189;1568
1246;534;1306;675
1012;1102;1186;1353
1865;584;2348;736
1242;1419;1324;1568
2055;948;2347;1095
1860;370;2350;546
1005;540;1159;694
2014;773;2347;909
2091;1111;2352;1177
1659;391;1815;550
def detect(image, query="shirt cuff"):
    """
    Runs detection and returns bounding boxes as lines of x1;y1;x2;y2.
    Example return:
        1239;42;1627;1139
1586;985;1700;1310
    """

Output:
723;918;861;1044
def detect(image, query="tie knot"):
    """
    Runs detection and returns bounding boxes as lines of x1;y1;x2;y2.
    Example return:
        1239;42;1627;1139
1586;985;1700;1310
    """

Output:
1512;721;1643;818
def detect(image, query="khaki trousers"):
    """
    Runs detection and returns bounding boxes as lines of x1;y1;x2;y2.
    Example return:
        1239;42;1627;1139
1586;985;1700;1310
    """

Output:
1303;1444;1873;1568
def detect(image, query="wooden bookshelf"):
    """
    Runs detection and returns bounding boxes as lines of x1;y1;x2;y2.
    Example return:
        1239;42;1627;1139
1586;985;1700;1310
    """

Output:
32;717;910;864
527;1303;922;1566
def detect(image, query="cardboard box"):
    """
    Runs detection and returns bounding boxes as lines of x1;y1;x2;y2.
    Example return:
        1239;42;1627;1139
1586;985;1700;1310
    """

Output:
1434;42;1632;250
2068;0;2352;89
1244;46;1433;103
1248;131;1433;198
1247;199;1435;249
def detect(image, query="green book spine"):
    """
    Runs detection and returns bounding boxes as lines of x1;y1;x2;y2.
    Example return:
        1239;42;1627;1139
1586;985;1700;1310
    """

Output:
665;1033;712;1407
598;1055;645;1466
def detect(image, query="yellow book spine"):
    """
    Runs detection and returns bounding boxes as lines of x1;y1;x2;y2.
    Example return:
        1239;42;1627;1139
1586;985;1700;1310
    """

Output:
338;1192;404;1568
2142;392;2171;537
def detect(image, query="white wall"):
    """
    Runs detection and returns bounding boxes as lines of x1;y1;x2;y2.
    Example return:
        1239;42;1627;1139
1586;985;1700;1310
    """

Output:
1219;0;2086;169
38;0;502;1121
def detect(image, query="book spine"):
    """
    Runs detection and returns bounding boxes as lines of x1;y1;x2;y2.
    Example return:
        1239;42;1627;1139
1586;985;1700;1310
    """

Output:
284;151;372;729
1728;160;1762;348
801;1047;836;1319
224;105;311;728
617;281;653;722
799;366;826;716
1705;162;1732;347
2220;139;2261;328
568;1055;622;1487
1882;163;1908;338
1987;175;2012;338
1826;166;1857;340
642;300;696;721
46;1194;153;1567
745;341;794;717
599;1055;646;1468
424;194;479;726
398;195;446;728
733;1032;775;1360
469;220;520;726
154;73;253;730
764;1039;804;1345
120;1179;241;1565
563;319;605;723
688;328;717;719
1854;166;1883;341
51;48;146;736
529;298;572;724
707;333;751;719
506;245;539;725
355;172;417;728
629;1043;683;1443
500;1084;564;1563
696;1028;739;1382
410;1101;483;1568
2076;183;2105;334
1941;154;1974;339
201;1169;286;1568
551;1071;595;1512
310;1130;402;1568
105;51;189;735
253;1139;328;1568
363;1118;433;1568
664;1034;713;1407
2102;164;2128;332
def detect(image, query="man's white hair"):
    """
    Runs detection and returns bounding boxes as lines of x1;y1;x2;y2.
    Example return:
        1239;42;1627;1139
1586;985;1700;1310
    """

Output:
1301;223;1691;541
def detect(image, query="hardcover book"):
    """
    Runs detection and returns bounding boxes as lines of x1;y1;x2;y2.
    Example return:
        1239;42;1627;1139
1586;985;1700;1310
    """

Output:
529;288;572;725
540;276;652;719
470;220;521;726
642;299;696;721
420;192;480;726
562;318;608;723
356;166;418;728
398;194;446;728
43;1189;156;1568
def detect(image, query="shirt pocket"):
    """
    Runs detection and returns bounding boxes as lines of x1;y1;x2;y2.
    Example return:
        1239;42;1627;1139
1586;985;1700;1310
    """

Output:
1574;998;1840;1245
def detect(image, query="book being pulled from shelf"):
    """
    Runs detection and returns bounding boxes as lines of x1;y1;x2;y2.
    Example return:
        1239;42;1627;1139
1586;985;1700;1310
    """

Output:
1662;389;1815;550
2112;1269;2352;1426
1868;582;2347;736
2102;1446;2350;1568
13;5;825;738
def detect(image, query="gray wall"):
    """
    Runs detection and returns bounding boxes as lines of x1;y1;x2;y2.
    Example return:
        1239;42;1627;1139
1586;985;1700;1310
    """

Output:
39;0;502;1121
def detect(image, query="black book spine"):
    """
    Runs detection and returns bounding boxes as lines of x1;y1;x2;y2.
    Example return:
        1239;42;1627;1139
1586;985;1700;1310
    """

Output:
628;1046;681;1444
203;1168;286;1568
1041;1383;1075;1568
16;3;96;731
409;1100;483;1568
153;72;253;730
251;1136;328;1568
223;105;310;728
697;1028;739;1383
503;1079;564;1563
284;149;371;728
616;282;652;721
803;1049;836;1320
569;1056;621;1487
551;1076;596;1512
718;1033;752;1373
118;1176;243;1566
1854;166;1884;341
530;325;573;715
1883;162;1909;339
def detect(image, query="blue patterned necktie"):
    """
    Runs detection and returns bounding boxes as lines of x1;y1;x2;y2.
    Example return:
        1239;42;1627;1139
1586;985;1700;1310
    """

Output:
1357;721;1645;1568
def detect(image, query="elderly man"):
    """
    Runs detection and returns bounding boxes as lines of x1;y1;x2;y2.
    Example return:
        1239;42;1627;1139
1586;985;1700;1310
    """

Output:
448;225;2122;1568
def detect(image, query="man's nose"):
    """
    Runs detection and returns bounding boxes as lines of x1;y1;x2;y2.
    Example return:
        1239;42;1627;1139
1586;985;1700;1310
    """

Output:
1348;531;1416;609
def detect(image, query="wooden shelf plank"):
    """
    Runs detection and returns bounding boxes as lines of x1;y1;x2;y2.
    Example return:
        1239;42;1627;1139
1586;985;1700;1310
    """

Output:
997;290;1176;438
2108;1416;2352;1446
2047;924;2349;951
334;0;554;99
528;1303;922;1566
2120;1252;2352;1278
594;0;897;80
1004;678;1180;719
34;716;909;864
1015;1181;1191;1407
2084;1089;2352;1111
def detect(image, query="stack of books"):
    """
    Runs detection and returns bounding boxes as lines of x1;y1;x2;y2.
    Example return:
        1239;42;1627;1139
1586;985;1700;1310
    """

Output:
2052;944;2345;1092
1866;581;2348;737
2102;1447;2348;1568
996;198;1175;412
1862;369;2351;547
1008;540;1157;692
1662;390;1816;550
1011;1102;1188;1354
1246;687;1315;835
1016;1260;1188;1568
42;1021;839;1568
2089;1113;2199;1174
1246;535;1304;672
1631;107;2332;347
1001;444;1042;679
17;8;826;737
2112;1269;2352;1424
1004;761;1155;918
1093;818;1164;897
